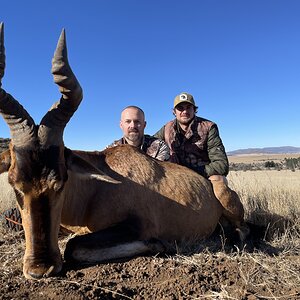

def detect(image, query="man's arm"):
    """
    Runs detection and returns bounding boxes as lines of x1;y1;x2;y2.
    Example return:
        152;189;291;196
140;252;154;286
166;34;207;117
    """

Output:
144;135;170;161
153;126;165;141
204;124;229;177
153;139;170;161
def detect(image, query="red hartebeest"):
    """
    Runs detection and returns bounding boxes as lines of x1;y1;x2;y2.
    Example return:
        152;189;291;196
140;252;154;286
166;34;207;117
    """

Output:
0;23;244;280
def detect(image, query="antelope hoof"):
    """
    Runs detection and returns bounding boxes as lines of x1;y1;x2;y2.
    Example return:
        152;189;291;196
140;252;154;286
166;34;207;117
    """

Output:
23;258;62;280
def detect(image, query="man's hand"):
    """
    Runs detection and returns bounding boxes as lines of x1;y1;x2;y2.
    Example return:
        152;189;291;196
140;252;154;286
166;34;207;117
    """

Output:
208;175;228;185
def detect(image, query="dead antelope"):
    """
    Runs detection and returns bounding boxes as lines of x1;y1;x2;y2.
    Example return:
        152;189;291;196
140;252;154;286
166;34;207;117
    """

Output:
0;23;239;280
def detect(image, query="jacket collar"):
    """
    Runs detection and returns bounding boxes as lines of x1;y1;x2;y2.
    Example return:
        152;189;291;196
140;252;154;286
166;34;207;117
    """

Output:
122;136;145;150
174;117;197;139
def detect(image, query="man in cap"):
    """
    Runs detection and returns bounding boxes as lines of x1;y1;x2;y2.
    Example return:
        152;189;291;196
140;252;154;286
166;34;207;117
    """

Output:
108;105;170;161
154;92;248;240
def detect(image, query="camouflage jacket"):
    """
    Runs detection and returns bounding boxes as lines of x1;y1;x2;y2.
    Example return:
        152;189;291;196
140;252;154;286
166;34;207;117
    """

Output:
107;135;170;161
154;117;229;178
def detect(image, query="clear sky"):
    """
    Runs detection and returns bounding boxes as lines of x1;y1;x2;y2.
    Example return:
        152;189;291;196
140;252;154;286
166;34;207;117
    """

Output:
1;0;299;152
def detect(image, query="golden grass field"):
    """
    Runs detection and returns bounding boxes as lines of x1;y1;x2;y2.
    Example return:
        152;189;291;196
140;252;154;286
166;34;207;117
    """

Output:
228;153;300;231
228;169;300;225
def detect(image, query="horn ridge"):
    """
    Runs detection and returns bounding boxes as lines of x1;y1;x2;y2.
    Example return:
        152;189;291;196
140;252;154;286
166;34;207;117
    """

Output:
51;29;82;103
0;23;37;147
0;22;6;87
0;91;37;147
39;29;83;147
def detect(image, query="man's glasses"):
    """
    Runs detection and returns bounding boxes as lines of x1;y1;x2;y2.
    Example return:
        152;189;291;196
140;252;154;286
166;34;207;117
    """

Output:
175;104;194;111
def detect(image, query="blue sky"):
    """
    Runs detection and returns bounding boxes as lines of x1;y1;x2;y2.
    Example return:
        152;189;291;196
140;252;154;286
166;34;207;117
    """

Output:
1;0;299;152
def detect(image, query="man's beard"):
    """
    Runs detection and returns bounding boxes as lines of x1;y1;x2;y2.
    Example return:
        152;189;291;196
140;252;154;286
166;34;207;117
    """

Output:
127;131;140;142
179;115;193;125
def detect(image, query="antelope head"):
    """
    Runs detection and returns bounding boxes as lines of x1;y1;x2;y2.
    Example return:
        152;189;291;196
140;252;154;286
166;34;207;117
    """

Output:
0;23;82;279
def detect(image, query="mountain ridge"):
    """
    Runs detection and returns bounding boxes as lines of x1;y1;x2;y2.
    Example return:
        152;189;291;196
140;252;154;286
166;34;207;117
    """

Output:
227;146;300;156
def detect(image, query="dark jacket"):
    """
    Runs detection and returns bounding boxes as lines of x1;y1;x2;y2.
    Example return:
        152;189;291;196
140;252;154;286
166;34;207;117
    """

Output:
154;117;229;178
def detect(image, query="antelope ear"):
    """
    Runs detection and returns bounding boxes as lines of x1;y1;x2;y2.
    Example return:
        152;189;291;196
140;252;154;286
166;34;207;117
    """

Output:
0;149;11;173
65;150;120;184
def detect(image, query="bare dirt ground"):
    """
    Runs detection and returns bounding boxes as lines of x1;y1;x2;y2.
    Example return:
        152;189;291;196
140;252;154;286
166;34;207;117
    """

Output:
1;224;299;300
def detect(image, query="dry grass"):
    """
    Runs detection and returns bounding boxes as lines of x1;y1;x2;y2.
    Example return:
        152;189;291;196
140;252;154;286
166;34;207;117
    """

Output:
228;170;300;230
0;173;17;212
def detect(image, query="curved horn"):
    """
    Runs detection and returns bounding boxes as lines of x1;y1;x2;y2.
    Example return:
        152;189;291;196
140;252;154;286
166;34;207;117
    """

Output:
0;22;37;148
0;22;5;86
38;29;83;147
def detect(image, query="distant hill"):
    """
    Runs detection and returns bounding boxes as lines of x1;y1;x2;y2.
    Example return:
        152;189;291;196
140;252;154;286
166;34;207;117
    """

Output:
227;146;300;156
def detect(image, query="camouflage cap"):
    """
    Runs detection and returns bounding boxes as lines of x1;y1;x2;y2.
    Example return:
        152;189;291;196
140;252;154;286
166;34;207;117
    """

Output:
173;92;196;108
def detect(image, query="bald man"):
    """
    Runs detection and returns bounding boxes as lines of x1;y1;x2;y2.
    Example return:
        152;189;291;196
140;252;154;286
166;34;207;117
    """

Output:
108;106;170;161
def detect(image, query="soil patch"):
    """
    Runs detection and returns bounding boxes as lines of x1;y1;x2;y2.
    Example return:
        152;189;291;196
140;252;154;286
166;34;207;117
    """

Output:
0;228;299;300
